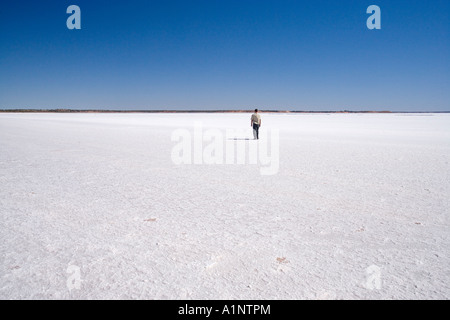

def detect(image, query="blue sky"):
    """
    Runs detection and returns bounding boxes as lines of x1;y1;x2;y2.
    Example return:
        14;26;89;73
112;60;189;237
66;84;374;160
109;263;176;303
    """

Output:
0;0;449;111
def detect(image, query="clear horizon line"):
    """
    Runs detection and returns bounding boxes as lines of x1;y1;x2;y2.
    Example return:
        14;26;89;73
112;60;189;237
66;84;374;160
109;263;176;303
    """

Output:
1;108;449;114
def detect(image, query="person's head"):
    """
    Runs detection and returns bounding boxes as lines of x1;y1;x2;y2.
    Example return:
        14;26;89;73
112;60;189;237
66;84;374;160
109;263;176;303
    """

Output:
255;108;258;113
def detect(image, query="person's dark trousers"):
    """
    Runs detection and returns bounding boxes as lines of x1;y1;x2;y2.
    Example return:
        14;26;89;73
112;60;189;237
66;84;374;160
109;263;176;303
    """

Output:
253;123;260;139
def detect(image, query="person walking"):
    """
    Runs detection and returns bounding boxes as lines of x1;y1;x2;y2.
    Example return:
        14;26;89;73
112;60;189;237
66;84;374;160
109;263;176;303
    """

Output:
251;109;261;140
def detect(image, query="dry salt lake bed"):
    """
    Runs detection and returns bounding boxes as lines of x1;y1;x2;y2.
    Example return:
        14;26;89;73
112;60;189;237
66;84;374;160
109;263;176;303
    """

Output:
0;112;449;299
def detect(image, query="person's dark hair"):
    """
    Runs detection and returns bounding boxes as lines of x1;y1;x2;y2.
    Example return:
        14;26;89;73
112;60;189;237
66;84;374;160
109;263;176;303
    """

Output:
255;109;258;112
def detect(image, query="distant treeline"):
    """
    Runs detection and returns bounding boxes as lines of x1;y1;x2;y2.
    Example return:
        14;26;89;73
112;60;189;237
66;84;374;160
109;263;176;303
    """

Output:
0;109;398;113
